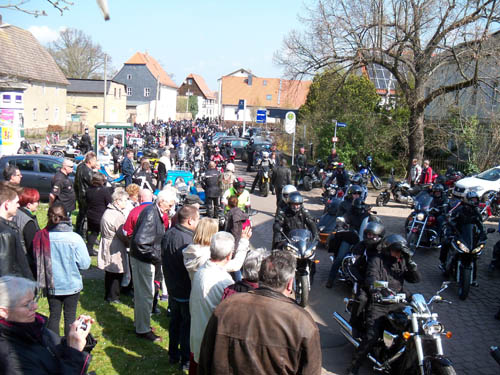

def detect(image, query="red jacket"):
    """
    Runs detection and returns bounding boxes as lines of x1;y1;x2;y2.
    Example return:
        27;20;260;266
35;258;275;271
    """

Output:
419;167;434;184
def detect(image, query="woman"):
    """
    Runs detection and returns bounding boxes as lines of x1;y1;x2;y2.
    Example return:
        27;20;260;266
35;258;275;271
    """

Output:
133;159;154;191
0;276;94;374
124;183;140;216
86;172;113;256
98;188;130;303
157;150;171;190
12;187;41;277
182;218;251;280
33;204;90;337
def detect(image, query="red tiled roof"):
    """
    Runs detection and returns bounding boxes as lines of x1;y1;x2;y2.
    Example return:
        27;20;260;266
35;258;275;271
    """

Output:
187;73;215;99
125;52;177;88
220;76;311;109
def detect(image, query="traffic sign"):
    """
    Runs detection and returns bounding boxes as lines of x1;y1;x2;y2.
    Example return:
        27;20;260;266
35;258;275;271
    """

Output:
284;111;296;134
238;99;245;110
337;122;347;128
331;136;338;143
256;109;267;124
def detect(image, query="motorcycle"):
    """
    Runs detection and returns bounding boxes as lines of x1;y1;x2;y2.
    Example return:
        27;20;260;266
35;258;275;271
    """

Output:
318;195;343;245
444;221;495;300
358;156;383;190
334;281;456;375
258;165;271;197
443;168;464;191
44;144;81;159
302;160;326;191
376;168;414;206
281;229;318;307
479;190;500;221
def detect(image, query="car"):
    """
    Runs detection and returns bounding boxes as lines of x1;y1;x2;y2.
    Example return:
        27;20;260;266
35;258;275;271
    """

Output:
453;166;500;200
241;136;273;162
0;155;73;201
211;132;228;142
215;137;249;159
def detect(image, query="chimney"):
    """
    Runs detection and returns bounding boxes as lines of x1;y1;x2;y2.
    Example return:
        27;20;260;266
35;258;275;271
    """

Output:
247;73;252;86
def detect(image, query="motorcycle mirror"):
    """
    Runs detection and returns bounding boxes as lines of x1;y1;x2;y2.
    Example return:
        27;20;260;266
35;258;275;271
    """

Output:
373;280;389;289
487;228;496;234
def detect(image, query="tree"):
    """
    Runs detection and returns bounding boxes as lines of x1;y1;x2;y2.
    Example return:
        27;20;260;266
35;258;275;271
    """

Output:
275;0;500;172
47;28;110;79
0;0;73;17
188;96;198;120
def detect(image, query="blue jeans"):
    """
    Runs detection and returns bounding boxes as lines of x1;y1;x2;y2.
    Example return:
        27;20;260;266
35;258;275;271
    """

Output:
168;298;190;364
328;241;351;283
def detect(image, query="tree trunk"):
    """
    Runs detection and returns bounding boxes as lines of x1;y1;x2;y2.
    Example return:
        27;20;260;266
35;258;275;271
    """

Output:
407;107;425;174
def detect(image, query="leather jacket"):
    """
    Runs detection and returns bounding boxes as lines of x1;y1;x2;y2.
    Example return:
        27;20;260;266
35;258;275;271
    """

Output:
74;163;93;202
271;166;292;189
0;217;33;279
202;169;221;198
130;204;165;264
273;206;318;245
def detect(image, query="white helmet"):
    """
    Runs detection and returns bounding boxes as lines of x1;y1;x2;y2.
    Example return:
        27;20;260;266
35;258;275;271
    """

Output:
226;163;235;172
282;185;297;203
262;151;269;158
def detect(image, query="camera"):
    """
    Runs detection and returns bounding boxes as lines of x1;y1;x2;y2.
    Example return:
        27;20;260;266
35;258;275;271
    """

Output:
77;318;87;331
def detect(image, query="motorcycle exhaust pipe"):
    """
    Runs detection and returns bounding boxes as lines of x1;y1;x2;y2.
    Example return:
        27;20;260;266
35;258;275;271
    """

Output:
333;312;353;337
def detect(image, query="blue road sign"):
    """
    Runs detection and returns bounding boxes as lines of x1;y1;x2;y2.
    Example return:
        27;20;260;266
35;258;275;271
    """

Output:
238;99;245;110
337;122;347;127
256;109;267;124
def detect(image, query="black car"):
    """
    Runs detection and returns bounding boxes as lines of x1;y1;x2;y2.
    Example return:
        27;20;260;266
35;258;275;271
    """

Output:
0;155;73;201
216;137;249;159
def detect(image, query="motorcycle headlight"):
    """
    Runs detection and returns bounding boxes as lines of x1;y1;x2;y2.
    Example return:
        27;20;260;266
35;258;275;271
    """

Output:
304;246;316;258
472;244;485;254
286;244;299;256
416;213;425;221
456;240;470;253
422;320;444;336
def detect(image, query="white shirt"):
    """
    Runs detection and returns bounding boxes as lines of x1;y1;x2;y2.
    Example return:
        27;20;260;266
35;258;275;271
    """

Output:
190;260;233;362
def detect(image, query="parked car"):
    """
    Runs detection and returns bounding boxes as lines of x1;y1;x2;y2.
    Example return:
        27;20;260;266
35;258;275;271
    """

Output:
453;166;500;200
212;132;228;142
0;155;73;201
215;137;249;159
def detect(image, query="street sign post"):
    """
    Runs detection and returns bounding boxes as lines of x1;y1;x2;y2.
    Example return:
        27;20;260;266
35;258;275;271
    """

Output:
256;109;267;124
285;111;297;165
332;119;347;149
331;136;338;143
238;99;247;135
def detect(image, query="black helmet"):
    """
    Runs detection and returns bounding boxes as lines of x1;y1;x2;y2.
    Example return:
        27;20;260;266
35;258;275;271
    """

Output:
347;184;363;199
465;191;479;207
288;191;303;212
363;222;386;246
351;173;363;185
382;234;411;256
352;197;366;215
432;184;445;197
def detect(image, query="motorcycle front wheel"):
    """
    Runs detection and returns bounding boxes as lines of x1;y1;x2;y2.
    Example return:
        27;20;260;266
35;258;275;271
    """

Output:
260;181;269;197
458;265;472;300
371;176;383;190
425;362;457;375
295;274;310;307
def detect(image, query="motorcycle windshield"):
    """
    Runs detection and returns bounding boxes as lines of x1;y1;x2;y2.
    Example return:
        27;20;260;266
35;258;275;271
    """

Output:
414;191;433;211
289;229;312;243
457;223;474;249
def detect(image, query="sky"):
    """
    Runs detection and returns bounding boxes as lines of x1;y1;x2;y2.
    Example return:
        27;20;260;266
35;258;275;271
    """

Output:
2;0;308;92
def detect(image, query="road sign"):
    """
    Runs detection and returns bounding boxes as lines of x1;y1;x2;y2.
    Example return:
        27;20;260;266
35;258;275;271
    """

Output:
284;111;296;134
337;122;347;128
331;136;338;143
256;109;267;124
238;99;245;110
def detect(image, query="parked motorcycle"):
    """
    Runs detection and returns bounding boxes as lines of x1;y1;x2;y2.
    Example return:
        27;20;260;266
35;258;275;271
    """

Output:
479;190;500;221
444;221;495;300
376;168;414;206
302;160;326;191
333;281;456;375
358;155;383;190
281;229;318;307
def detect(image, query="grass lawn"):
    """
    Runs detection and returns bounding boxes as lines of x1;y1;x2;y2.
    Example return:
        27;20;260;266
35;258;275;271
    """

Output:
34;204;181;375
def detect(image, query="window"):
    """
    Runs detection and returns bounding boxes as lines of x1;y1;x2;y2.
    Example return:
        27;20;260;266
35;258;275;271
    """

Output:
114;88;117;98
127;87;132;96
14;159;34;171
266;94;272;100
144;87;150;97
39;159;61;174
119;88;122;98
33;108;37;121
54;107;59;121
263;80;267;86
45;107;49;120
15;95;22;103
92;105;98;109
127;74;132;80
2;94;11;103
188;79;193;85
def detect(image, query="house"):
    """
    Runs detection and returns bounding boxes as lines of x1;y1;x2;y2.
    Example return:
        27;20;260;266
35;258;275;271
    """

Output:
360;64;397;106
66;79;127;132
217;69;311;124
0;20;68;154
178;73;216;119
113;52;177;124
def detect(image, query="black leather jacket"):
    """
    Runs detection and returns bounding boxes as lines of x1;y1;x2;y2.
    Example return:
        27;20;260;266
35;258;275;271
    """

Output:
74;163;93;202
202;169;221;198
272;166;292;189
273;207;318;245
0;217;33;279
130;204;165;264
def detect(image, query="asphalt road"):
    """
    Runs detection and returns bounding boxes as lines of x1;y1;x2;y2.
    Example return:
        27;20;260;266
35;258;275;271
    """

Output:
237;161;500;375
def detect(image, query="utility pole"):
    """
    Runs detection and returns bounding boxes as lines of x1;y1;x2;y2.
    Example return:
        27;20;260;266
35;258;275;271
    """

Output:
154;74;160;124
242;100;247;136
103;54;107;122
333;119;338;149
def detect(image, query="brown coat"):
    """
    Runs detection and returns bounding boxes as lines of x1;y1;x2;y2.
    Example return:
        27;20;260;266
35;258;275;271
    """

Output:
198;287;322;375
97;203;129;273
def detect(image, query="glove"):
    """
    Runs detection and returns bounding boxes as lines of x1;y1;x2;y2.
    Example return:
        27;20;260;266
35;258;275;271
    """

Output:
407;260;418;272
401;245;413;260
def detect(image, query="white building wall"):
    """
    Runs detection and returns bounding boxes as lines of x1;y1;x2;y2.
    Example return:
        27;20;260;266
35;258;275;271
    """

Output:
158;86;177;121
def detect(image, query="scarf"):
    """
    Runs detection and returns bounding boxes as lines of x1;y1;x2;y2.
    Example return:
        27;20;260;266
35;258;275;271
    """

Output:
33;228;55;296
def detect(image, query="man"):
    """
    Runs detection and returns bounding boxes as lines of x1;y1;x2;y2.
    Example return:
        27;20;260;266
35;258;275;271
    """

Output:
79;128;92;154
123;189;154;237
202;161;221;218
198;251;322;375
162;205;200;371
110;138;123;174
348;235;420;375
130;189;176;342
2;165;22;185
121;150;135;187
190;232;236;369
419;159;434;185
294;146;307;186
221;178;250;212
327;148;339;165
271;159;292;205
0;183;32;279
74;152;97;236
50;159;76;216
408;158;422;187
245;138;255;172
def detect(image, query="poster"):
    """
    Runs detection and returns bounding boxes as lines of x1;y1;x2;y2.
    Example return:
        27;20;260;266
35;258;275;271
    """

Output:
96;128;124;165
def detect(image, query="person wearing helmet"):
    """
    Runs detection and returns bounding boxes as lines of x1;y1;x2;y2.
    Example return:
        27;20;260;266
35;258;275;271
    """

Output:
294;146;307;187
438;190;486;274
272;159;293;206
222;178;251;212
245;139;255;172
273;191;318;249
348;234;420;375
250;150;273;195
276;184;297;214
210;146;224;167
202;161;222;218
336;184;363;218
429;183;449;238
